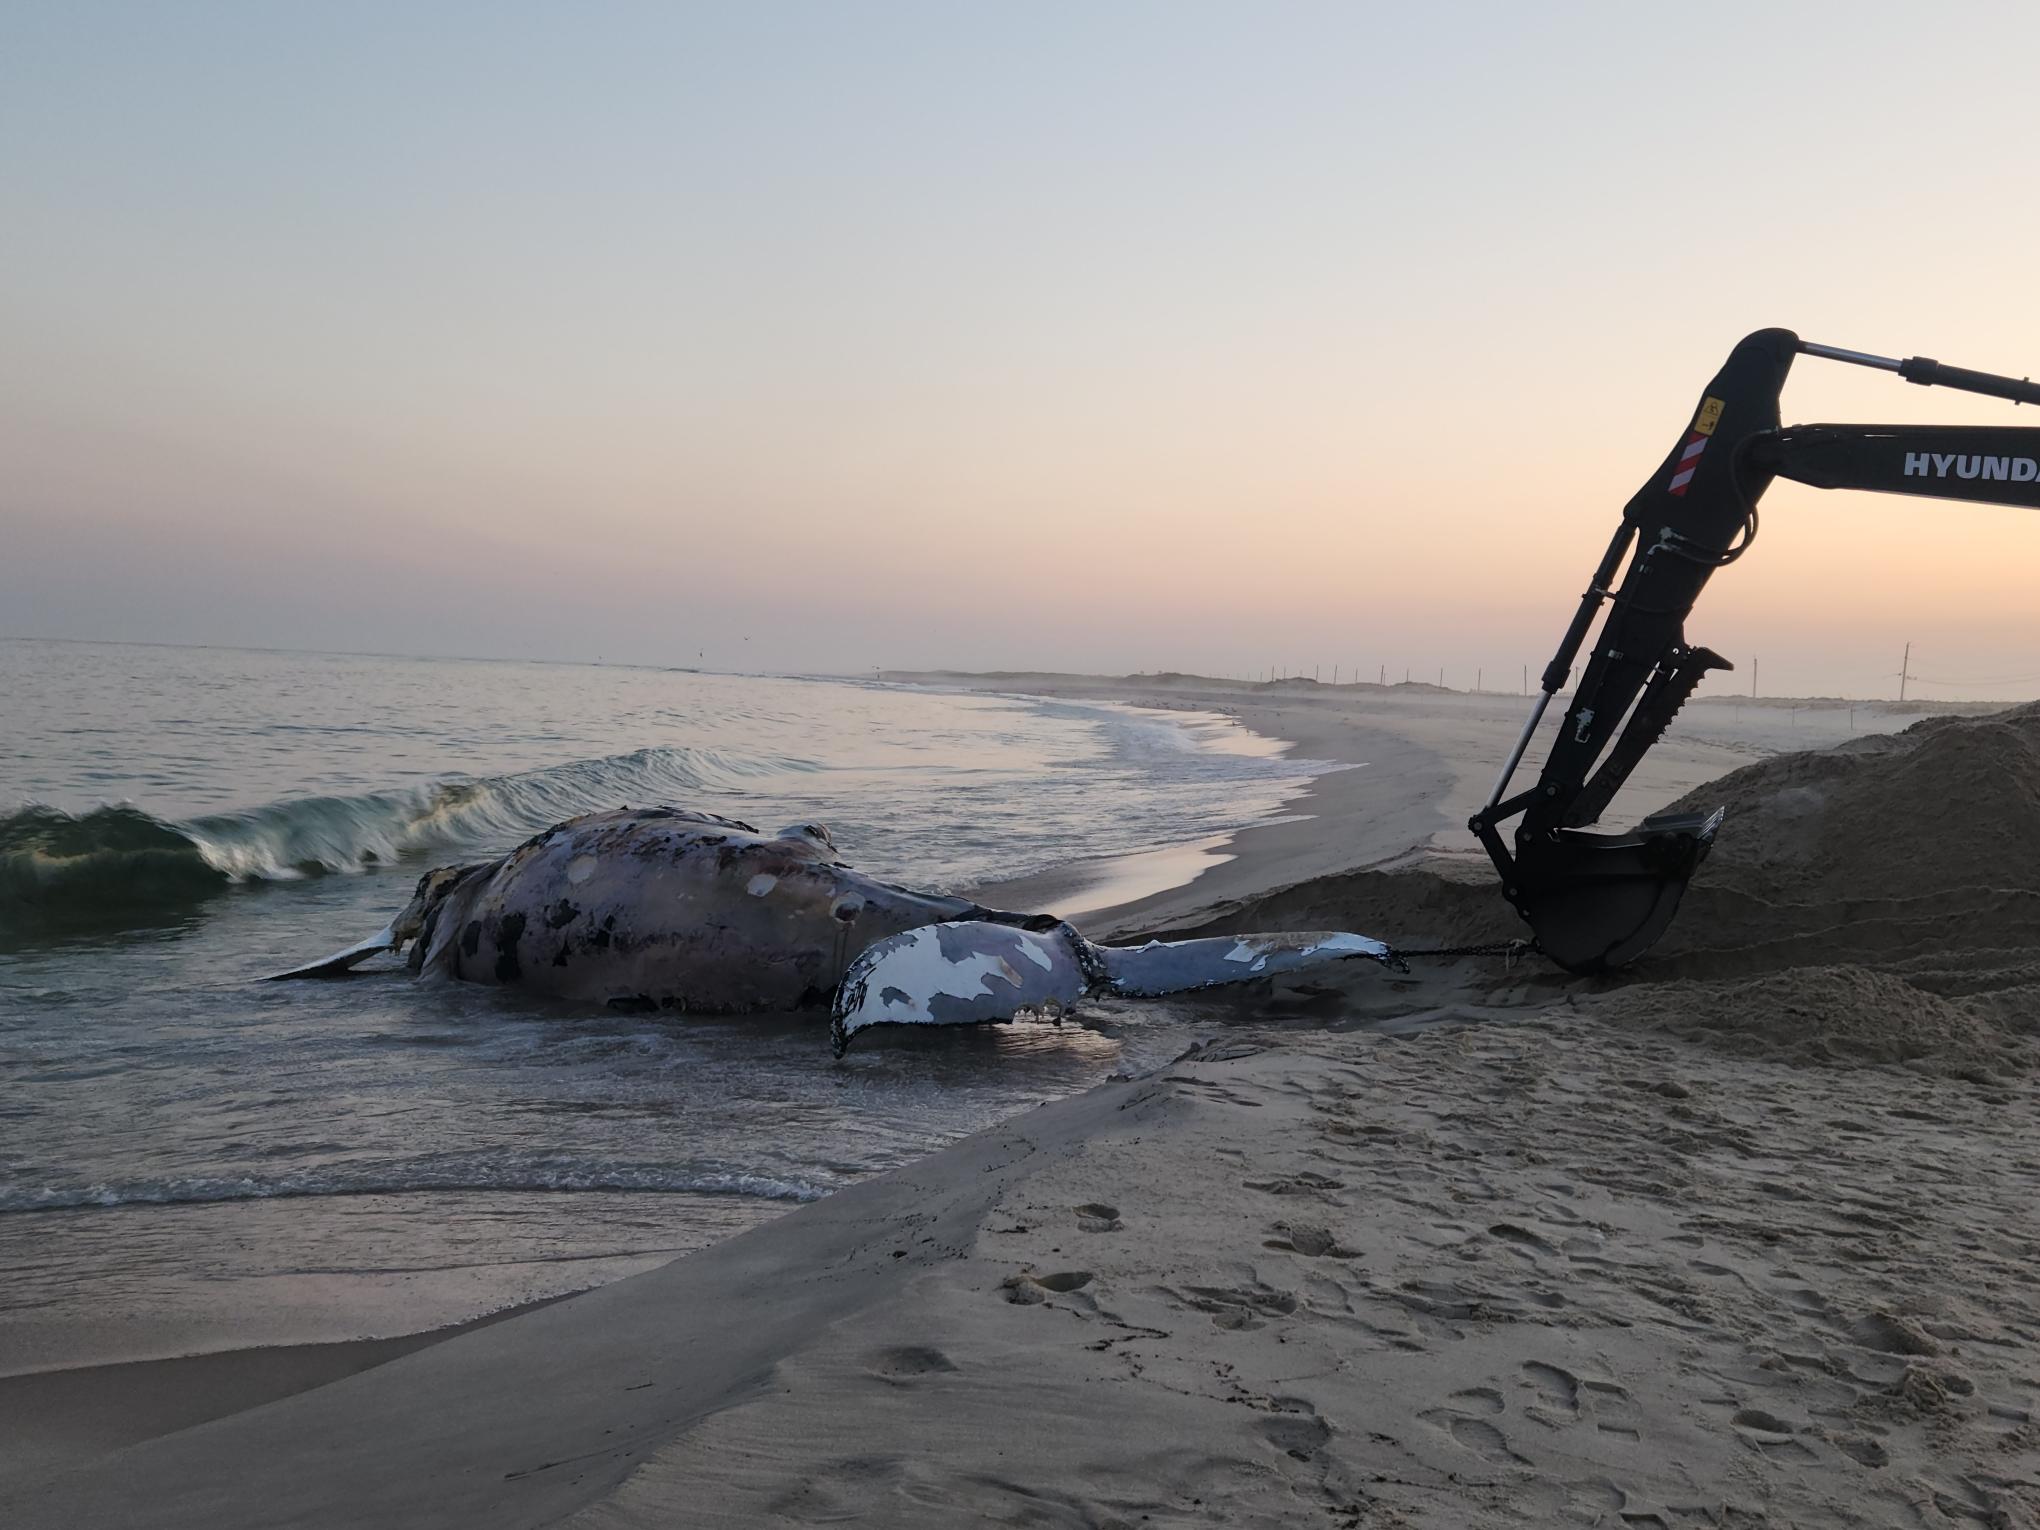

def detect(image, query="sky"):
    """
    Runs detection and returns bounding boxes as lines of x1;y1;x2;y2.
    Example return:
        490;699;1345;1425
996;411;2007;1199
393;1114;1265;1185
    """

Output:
5;1;2040;699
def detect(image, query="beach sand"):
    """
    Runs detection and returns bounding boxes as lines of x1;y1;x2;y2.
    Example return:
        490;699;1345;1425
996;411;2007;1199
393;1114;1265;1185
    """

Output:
7;680;2036;1527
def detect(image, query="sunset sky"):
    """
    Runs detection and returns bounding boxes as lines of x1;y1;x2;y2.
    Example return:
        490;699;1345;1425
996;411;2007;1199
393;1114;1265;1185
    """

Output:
6;2;2040;699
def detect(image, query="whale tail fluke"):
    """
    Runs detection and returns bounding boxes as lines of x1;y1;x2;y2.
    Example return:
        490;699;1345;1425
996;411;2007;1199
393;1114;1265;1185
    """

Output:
831;921;1393;1053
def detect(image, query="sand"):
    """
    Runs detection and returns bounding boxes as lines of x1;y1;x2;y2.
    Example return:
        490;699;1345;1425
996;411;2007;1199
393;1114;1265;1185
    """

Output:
8;680;2038;1527
555;1020;2040;1529
11;1017;2038;1527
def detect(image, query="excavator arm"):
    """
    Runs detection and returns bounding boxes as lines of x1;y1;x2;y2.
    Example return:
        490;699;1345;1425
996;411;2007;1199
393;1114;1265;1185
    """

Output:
1474;331;2040;972
1757;423;2040;508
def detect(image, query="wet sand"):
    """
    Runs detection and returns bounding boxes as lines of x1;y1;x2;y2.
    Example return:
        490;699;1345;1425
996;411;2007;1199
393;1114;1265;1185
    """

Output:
8;679;2031;1527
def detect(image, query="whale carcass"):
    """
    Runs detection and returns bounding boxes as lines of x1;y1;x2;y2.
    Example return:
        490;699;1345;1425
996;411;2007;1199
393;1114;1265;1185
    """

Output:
272;807;1397;1044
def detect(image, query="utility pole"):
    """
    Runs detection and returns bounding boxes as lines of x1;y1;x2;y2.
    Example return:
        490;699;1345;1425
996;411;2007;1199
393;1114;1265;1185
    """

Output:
1314;665;1320;683
1751;657;1758;699
1379;665;1386;686
1522;664;1528;695
1332;665;1339;686
1899;642;1912;702
1437;666;1444;688
1476;667;1482;694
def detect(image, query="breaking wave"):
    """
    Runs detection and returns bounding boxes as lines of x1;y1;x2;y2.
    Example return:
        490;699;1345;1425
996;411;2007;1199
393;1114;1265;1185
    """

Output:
0;745;820;937
0;1161;833;1214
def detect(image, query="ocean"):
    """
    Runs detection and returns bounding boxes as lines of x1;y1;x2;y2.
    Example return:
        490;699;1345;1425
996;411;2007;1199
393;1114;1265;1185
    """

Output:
0;639;1335;1368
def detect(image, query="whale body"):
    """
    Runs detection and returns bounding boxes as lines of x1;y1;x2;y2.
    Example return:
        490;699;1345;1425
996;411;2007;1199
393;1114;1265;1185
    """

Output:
273;807;1396;1040
274;807;988;1012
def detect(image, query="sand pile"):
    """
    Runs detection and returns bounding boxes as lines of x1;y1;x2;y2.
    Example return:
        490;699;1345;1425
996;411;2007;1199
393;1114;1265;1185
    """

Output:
1583;964;2030;1078
1596;707;2040;1065
1674;702;2040;904
1657;702;2040;976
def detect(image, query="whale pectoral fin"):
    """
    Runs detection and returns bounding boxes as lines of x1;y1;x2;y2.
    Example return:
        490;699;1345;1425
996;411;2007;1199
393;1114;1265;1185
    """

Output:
832;921;1088;1053
265;922;401;980
1098;931;1394;997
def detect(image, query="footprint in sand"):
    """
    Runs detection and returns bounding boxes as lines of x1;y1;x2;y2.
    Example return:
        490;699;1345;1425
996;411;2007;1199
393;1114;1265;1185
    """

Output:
1258;1407;1331;1461
1832;1432;1889;1468
1486;1222;1558;1261
1564;1479;1624;1515
1073;1202;1123;1233
1001;1270;1095;1304
1422;1412;1531;1466
1173;1281;1298;1330
1849;1309;1941;1356
1175;1078;1265;1108
1584;1378;1644;1442
1513;1363;1638;1440
1243;1171;1346;1196
1032;1270;1094;1292
1449;1387;1504;1414
1262;1221;1355;1258
1521;1361;1582;1424
1422;1388;1530;1466
1931;1474;2009;1524
866;1345;959;1382
1782;1285;1831;1318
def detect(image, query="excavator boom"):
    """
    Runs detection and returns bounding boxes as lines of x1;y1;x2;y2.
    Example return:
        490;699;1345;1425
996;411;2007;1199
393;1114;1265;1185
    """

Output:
1476;331;2040;972
1758;424;2040;508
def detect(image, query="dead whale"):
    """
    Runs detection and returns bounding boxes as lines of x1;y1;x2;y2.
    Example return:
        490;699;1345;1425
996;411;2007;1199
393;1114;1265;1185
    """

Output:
271;808;991;1011
272;807;1396;1038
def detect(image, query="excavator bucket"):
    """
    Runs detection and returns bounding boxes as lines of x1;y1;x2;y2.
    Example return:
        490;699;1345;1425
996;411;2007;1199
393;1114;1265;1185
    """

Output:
1467;330;1797;974
1508;808;1723;974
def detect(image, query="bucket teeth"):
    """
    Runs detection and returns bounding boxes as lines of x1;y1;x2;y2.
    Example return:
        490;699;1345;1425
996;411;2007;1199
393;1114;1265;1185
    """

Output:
1563;647;1734;830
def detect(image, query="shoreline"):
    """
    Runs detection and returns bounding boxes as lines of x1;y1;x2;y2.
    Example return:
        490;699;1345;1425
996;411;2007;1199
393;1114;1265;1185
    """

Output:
967;685;1450;937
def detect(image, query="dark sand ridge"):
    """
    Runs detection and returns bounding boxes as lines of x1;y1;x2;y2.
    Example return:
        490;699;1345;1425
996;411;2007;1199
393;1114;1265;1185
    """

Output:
8;687;2040;1526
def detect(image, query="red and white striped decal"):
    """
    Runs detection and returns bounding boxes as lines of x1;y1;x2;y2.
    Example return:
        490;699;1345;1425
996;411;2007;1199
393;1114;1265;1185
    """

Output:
1667;432;1709;496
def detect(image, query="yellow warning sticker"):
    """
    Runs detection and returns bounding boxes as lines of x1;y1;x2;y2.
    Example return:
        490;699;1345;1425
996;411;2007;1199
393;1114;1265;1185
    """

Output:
1694;396;1725;436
